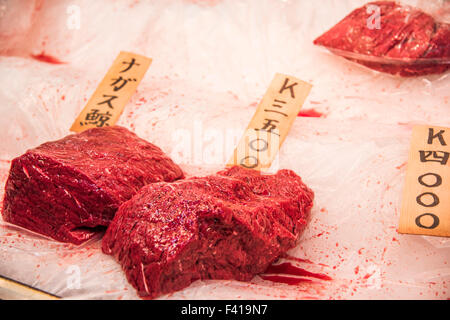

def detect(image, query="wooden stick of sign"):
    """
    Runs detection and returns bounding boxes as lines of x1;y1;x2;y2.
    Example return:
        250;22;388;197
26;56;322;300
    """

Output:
0;275;60;300
399;125;450;237
70;51;152;132
228;73;312;171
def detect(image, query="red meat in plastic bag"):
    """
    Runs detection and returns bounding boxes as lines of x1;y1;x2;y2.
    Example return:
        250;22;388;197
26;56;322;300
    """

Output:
313;1;450;76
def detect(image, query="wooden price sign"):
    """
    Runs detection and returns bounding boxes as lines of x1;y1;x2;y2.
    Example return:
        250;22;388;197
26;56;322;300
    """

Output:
0;275;59;300
399;125;450;237
227;73;312;171
70;51;152;132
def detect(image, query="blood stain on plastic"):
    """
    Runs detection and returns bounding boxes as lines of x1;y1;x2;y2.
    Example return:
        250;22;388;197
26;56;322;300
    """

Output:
31;52;65;64
260;275;312;285
265;262;332;281
298;109;324;118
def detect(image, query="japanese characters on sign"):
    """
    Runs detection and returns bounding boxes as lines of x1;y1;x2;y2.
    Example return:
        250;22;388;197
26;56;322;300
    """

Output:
228;73;312;171
70;51;152;132
399;125;450;237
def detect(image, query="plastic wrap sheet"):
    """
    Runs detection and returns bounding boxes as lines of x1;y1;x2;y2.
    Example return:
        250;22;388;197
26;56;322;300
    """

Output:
0;0;448;299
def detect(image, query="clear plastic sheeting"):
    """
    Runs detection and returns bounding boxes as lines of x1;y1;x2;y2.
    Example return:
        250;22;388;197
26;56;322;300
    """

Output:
0;0;448;299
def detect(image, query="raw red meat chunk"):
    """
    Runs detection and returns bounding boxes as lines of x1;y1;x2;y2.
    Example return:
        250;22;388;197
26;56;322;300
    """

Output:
313;1;450;76
102;166;314;299
2;126;184;244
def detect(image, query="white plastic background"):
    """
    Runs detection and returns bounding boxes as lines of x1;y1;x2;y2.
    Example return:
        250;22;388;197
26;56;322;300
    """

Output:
0;0;448;299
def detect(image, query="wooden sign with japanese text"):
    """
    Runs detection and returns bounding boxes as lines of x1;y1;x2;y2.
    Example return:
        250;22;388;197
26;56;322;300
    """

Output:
70;51;152;132
227;73;312;171
399;125;450;237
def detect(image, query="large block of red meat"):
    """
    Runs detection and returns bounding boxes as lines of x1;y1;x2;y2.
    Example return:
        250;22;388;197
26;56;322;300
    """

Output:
102;166;314;299
313;1;450;76
2;126;184;244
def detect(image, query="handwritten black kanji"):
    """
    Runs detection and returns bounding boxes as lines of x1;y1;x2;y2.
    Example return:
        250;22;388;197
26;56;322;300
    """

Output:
110;76;136;91
120;58;140;73
81;109;112;127
419;150;449;165
97;94;118;109
256;119;280;136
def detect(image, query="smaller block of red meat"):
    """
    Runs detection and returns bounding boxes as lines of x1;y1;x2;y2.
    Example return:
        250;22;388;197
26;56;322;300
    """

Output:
2;126;184;244
313;1;450;76
102;166;314;299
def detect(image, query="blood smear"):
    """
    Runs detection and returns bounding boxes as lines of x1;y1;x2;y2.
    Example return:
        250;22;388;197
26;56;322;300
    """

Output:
298;109;323;117
284;254;314;264
260;275;312;285
31;52;65;64
265;262;332;281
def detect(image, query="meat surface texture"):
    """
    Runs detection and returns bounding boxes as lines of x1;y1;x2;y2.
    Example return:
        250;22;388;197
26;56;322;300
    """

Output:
102;166;314;299
2;126;184;244
313;1;450;76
